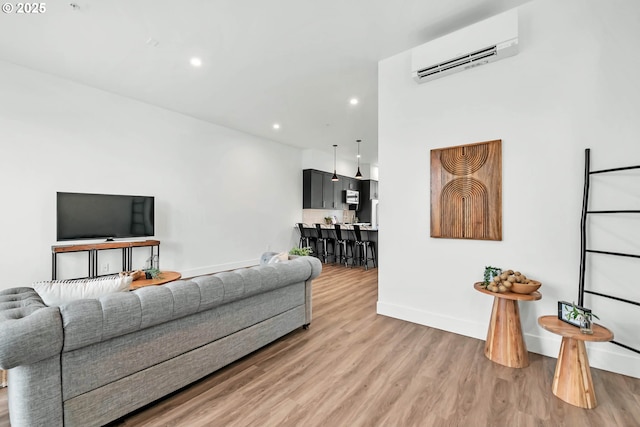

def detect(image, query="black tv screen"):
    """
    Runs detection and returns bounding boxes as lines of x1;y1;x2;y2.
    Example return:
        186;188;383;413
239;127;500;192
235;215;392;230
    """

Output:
57;192;155;241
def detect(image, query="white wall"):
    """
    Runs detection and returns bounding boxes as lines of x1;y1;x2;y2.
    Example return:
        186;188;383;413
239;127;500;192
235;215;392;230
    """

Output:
302;148;373;180
0;60;302;285
378;0;640;378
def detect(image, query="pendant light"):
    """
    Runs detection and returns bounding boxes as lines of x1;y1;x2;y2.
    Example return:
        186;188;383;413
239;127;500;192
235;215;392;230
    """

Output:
331;144;339;181
355;139;363;179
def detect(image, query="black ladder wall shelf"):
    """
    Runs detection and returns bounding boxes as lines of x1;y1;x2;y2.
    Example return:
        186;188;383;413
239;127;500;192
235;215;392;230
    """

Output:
579;148;640;354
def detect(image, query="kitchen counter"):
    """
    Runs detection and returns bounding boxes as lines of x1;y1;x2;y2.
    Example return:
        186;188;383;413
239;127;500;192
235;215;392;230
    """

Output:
308;223;378;231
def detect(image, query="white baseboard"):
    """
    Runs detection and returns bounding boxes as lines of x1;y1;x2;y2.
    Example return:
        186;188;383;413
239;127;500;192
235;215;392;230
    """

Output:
376;300;487;341
180;259;259;279
377;301;640;379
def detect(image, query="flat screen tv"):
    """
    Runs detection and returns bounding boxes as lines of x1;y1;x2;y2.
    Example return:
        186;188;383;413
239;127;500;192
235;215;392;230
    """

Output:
57;192;155;241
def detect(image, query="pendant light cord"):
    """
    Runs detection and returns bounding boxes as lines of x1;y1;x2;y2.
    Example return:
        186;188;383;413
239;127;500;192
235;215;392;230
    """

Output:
355;139;363;179
332;144;339;181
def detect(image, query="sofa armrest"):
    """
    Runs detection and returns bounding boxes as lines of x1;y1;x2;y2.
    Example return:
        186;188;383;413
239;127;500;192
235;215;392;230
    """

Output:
291;255;322;280
0;288;63;369
285;256;322;325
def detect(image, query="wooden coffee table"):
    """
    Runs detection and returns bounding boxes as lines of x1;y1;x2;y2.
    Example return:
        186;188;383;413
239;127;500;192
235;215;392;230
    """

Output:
130;271;181;290
538;315;613;409
474;282;542;368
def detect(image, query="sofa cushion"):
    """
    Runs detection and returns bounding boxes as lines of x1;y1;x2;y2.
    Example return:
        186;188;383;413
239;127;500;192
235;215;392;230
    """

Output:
190;275;225;311
164;280;202;318
32;276;133;306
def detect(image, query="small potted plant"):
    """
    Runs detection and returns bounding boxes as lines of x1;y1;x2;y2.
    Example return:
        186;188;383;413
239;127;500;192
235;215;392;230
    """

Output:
143;268;163;280
324;216;333;225
483;266;502;287
566;302;600;334
289;247;313;257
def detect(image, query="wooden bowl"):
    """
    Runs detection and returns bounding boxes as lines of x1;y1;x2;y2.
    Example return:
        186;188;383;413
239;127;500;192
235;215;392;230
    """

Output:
510;280;541;294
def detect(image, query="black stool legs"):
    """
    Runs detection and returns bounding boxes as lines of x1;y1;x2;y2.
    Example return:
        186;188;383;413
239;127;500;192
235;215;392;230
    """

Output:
315;224;336;263
334;224;354;267
353;225;377;270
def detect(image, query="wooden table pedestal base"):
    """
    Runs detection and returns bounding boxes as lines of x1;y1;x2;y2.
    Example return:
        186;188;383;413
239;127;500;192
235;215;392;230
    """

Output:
553;337;596;409
475;283;541;369
538;315;613;410
484;297;529;368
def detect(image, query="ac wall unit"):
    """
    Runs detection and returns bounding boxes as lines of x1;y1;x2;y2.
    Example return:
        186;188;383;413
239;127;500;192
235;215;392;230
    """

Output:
412;9;518;83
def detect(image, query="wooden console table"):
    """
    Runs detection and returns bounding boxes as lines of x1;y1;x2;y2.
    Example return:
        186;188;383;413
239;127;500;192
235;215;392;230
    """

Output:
52;240;160;279
474;282;542;368
538;315;613;409
129;271;181;290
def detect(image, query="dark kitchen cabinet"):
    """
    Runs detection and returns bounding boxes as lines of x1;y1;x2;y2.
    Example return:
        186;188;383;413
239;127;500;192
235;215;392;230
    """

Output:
303;169;325;208
303;169;339;209
303;169;362;209
356;179;377;223
324;173;337;208
370;180;378;200
341;176;359;191
333;179;344;210
360;179;378;200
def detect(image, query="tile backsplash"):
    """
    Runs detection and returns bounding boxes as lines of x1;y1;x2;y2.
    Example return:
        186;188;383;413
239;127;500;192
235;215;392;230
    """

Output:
302;209;357;225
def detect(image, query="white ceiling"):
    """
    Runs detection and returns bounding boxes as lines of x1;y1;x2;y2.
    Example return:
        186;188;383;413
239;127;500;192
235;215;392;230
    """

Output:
0;0;529;165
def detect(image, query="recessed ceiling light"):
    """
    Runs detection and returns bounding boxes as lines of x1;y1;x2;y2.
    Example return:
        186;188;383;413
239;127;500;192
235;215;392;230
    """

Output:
190;57;202;67
272;123;280;130
349;98;359;105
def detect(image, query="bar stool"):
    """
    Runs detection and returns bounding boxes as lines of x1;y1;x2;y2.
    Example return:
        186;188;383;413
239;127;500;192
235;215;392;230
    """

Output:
296;223;317;253
334;224;354;267
315;224;336;263
353;225;377;270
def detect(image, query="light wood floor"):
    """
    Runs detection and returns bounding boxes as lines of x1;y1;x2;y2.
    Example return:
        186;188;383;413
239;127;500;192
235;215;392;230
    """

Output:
1;263;639;426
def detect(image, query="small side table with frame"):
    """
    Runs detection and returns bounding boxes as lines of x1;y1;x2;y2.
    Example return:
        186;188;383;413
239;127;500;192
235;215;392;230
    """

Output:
538;315;613;409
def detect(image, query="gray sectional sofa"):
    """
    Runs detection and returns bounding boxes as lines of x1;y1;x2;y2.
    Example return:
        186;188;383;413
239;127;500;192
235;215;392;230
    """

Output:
0;255;322;427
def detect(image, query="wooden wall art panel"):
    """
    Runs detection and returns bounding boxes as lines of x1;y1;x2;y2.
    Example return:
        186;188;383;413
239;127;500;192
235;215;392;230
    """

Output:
431;140;502;240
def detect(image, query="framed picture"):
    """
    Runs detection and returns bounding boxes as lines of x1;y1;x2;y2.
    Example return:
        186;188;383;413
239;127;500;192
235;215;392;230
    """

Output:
430;140;502;240
558;301;591;327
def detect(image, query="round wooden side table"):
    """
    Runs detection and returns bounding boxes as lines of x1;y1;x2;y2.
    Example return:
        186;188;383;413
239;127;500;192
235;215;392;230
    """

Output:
130;271;182;290
538;315;613;409
474;282;542;368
